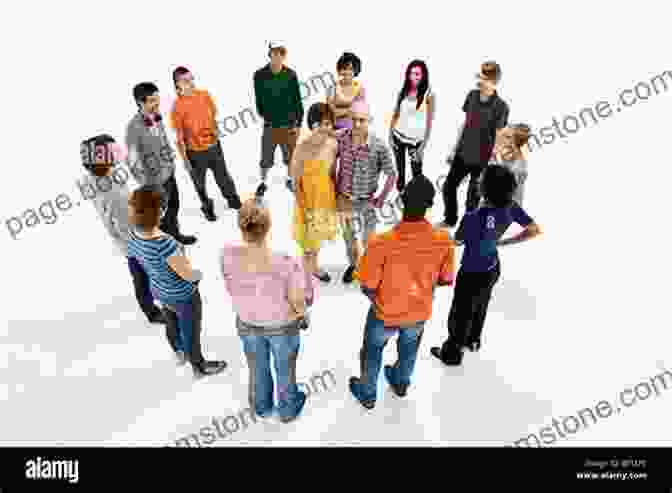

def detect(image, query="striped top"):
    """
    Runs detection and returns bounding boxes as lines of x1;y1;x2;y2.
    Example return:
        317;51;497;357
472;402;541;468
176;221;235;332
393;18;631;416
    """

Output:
335;129;395;198
127;229;196;303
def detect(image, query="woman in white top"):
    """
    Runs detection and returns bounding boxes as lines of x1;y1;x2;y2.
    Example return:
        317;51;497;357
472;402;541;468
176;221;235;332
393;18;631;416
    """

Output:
389;59;436;192
492;123;531;205
326;52;366;130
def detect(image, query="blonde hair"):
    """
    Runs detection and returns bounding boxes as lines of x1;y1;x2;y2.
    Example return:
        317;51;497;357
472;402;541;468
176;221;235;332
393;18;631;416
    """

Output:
238;198;271;242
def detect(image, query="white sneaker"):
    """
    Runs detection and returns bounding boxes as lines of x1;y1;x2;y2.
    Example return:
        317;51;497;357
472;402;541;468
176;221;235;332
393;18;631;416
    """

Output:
175;351;187;366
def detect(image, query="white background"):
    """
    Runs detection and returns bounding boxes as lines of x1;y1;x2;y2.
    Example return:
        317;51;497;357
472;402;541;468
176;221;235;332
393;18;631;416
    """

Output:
0;0;670;446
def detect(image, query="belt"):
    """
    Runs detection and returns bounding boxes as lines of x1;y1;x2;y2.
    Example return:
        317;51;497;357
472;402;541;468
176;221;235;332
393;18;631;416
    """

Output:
339;191;371;201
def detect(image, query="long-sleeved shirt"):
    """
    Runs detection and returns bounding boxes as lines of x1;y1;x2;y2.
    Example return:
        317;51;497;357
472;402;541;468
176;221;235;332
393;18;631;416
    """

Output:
253;64;304;127
125;112;176;186
82;172;130;257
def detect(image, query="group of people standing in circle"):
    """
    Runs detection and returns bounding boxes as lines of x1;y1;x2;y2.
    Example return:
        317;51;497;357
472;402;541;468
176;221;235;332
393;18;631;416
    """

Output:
78;40;542;423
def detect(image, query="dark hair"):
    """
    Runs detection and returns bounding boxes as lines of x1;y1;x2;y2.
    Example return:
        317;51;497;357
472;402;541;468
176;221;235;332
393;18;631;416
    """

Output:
81;134;116;176
132;82;159;109
307;102;335;129
128;186;163;232
401;174;435;217
395;60;430;111
336;52;361;77
481;61;502;83
481;165;517;208
172;66;191;89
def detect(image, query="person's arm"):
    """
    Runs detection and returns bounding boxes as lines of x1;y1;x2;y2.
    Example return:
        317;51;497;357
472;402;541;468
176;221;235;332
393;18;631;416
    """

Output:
454;214;468;245
356;239;384;302
421;91;435;147
497;205;541;246
169;102;190;164
253;72;266;120
436;238;456;286
292;71;304;128
105;191;130;242
167;244;201;282
447;92;471;163
374;143;396;204
125;122;145;185
287;260;307;318
289;141;304;193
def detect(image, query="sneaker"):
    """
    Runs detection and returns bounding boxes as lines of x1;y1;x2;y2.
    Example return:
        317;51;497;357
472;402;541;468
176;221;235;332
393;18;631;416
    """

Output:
175;234;197;245
256;182;267;198
313;270;331;283
201;206;217;222
279;391;307;423
193;360;227;378
349;377;375;410
147;310;166;324
384;365;408;397
430;346;463;366
228;198;242;210
342;265;355;284
466;340;481;352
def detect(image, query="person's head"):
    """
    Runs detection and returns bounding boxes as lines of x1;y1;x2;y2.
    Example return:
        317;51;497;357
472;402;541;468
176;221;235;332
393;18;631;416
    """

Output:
476;61;501;94
400;174;435;219
307;102;335;133
268;40;287;67
480;165;517;208
133;82;160;114
397;60;430;110
350;100;371;137
496;123;531;161
173;66;195;96
238;197;271;244
336;52;361;83
81;134;117;177
128;185;167;233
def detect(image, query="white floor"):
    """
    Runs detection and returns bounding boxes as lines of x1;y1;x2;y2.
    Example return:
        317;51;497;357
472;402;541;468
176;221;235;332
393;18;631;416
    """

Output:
2;1;671;447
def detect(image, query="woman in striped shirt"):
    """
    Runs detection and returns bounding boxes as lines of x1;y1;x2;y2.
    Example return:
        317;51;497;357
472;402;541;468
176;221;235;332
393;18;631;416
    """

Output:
127;186;227;378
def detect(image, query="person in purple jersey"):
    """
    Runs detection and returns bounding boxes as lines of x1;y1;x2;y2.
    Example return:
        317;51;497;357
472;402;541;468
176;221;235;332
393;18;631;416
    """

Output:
431;165;542;366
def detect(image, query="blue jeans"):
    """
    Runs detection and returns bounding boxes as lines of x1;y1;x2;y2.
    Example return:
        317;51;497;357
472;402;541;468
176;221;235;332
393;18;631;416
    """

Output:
240;334;305;419
159;288;204;366
355;306;425;401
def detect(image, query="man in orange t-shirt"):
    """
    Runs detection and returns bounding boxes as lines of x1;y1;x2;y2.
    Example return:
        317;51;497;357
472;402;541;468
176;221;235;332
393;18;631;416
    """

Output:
170;66;241;221
349;175;455;409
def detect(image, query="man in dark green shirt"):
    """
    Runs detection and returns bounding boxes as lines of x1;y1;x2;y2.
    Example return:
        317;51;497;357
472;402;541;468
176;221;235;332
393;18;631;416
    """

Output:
253;40;304;196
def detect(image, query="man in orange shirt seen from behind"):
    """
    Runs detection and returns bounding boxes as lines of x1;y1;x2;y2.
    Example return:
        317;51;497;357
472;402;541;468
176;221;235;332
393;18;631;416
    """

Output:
170;66;242;222
349;175;455;410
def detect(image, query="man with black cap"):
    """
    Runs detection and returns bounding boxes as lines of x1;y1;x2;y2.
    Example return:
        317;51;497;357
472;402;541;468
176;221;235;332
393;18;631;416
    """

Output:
253;40;304;196
349;174;456;409
439;61;509;230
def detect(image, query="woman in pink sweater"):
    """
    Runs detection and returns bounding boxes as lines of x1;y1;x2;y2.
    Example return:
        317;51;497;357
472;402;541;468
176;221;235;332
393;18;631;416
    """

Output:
220;197;317;423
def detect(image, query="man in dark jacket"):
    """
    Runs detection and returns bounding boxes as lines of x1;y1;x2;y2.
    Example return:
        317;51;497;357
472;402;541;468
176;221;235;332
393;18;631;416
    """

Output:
253;40;304;196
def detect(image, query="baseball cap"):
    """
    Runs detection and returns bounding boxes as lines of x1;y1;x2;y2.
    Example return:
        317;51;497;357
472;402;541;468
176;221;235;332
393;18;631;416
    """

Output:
268;40;287;50
401;174;435;210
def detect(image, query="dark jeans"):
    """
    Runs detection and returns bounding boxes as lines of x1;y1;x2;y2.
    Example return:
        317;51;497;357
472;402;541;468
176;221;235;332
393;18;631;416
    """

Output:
440;262;501;356
161;288;204;367
391;133;423;192
186;140;241;210
159;174;181;238
127;257;161;320
441;154;487;227
352;305;425;402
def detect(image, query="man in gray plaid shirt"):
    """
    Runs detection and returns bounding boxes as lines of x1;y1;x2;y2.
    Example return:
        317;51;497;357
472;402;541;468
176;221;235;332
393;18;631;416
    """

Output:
334;100;396;283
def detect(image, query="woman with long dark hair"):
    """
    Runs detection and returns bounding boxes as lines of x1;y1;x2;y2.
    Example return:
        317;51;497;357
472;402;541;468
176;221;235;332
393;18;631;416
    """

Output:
326;52;366;130
389;60;436;192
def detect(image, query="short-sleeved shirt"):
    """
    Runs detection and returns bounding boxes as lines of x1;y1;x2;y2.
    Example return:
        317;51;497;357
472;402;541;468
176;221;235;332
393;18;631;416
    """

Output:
169;89;218;152
127;230;196;303
356;219;455;326
335;130;395;198
457;89;509;165
456;203;533;272
219;245;317;326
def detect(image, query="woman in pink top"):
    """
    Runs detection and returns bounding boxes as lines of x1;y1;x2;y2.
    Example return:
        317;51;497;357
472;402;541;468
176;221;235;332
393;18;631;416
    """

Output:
220;197;317;423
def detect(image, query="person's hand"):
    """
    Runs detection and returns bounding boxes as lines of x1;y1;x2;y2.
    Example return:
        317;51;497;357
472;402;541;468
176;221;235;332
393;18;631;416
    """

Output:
445;151;455;166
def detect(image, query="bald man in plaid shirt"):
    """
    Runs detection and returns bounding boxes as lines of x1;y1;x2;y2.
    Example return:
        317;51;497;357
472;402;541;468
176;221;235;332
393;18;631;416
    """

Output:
334;100;396;284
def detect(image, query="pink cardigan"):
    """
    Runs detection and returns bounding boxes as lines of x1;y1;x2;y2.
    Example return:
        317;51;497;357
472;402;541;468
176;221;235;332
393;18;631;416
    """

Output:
219;244;318;325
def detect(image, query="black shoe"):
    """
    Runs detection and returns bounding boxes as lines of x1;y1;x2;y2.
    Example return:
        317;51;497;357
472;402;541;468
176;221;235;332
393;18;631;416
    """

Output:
430;346;463;366
286;178;295;192
349;377;375;410
313;271;331;283
147;310;166;324
228;198;242;210
175;234;197;245
342;265;355;284
193;360;227;378
466;340;481;352
384;365;408;397
256;182;267;197
201;206;217;222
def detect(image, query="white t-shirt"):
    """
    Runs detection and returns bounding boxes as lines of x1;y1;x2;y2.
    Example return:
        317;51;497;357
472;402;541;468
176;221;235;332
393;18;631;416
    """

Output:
394;89;432;142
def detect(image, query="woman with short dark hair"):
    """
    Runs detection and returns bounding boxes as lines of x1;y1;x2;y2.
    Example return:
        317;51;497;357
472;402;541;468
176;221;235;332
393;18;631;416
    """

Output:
326;52;366;130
